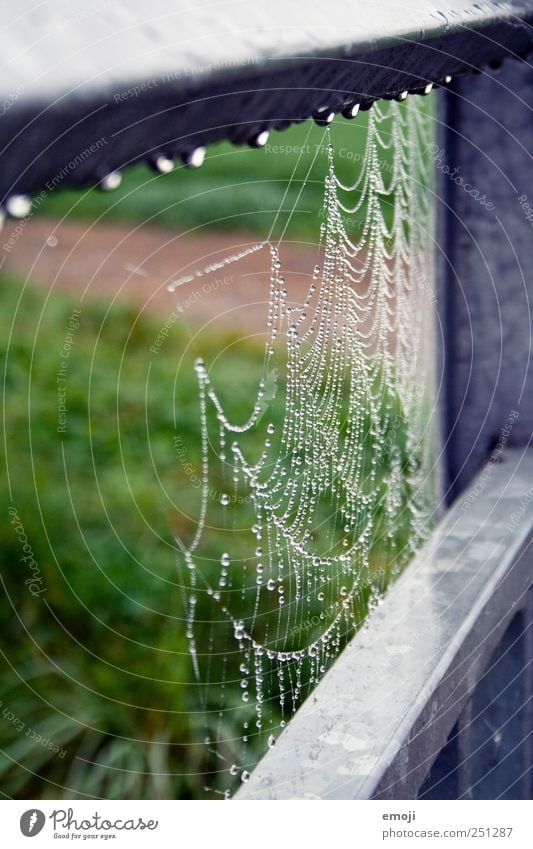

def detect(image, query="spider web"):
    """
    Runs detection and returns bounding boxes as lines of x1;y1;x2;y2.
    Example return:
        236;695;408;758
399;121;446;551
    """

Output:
173;97;437;795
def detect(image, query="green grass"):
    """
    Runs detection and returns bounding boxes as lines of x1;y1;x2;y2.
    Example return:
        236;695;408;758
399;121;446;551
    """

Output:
0;277;255;798
0;102;436;799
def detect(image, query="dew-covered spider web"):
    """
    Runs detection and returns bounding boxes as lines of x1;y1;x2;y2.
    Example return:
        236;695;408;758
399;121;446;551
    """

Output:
172;96;437;796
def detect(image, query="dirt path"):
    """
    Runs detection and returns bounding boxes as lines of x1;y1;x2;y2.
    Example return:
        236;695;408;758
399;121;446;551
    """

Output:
1;217;322;332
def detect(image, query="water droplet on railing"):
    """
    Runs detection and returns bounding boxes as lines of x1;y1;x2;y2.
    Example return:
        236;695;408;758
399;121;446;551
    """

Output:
250;130;270;148
154;154;174;173
185;147;206;168
342;103;360;119
314;107;335;126
100;172;122;191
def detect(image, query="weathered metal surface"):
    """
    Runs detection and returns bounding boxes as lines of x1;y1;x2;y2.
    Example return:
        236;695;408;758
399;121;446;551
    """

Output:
1;1;529;97
2;1;533;201
437;60;533;500
236;448;533;799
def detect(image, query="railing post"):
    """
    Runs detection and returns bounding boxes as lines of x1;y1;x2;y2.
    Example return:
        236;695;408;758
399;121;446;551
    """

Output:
419;704;473;799
421;593;533;800
438;60;533;500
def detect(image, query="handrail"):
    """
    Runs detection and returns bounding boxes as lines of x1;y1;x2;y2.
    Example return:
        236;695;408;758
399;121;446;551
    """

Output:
2;1;533;203
237;448;533;799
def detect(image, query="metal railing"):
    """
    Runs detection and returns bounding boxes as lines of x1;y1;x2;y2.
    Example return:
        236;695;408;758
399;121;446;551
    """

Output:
2;1;533;203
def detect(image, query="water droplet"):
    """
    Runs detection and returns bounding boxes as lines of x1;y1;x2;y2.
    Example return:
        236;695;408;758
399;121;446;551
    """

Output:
100;172;122;192
154;154;174;173
5;194;32;217
185;146;206;168
250;130;269;148
344;103;360;119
